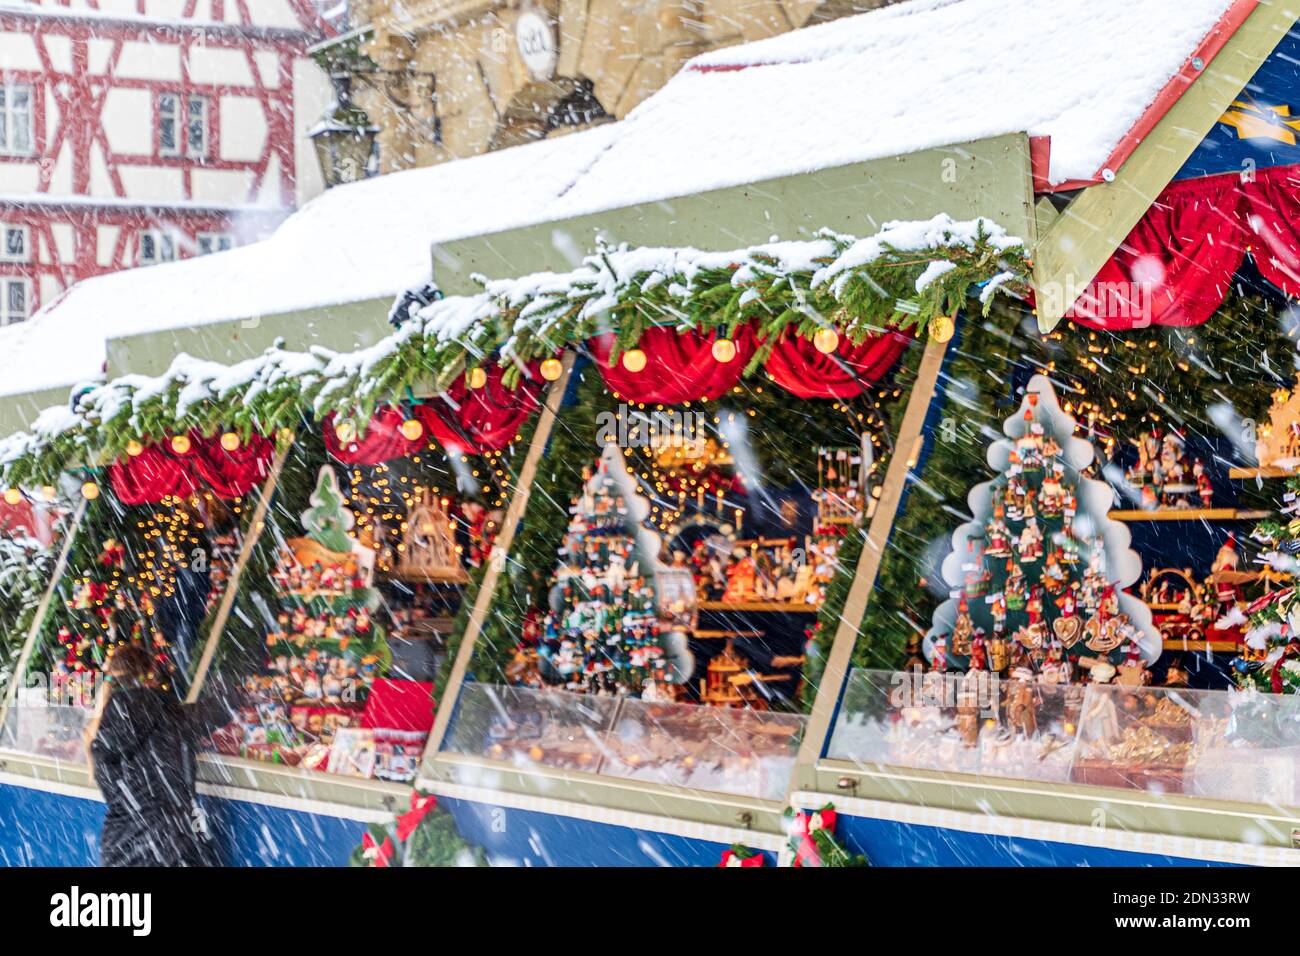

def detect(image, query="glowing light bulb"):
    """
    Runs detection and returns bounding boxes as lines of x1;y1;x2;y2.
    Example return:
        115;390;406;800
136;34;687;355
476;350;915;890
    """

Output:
220;431;240;451
126;439;144;457
540;357;563;381
3;488;21;505
335;421;358;445
82;481;100;501
400;418;424;441
929;314;955;343
170;435;192;455
467;367;488;389
711;338;737;363
813;327;840;354
621;349;647;373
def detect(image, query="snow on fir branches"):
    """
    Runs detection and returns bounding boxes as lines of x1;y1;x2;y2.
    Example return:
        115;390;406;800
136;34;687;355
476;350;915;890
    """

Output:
0;216;1027;489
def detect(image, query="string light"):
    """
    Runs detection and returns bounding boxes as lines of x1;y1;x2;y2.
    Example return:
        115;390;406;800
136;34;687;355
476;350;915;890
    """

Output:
3;488;21;505
540;357;563;381
711;338;737;363
170;434;192;454
126;439;144;457
813;327;839;354
81;481;100;500
399;418;424;441
220;431;241;451
929;314;956;343
621;349;647;373
467;367;488;389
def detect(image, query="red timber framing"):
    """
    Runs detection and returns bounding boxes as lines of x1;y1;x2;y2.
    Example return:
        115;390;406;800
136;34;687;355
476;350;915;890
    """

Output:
0;1;327;315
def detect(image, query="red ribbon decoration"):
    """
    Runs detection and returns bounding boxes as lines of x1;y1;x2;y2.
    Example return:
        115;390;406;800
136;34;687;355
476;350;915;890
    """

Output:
361;831;395;868
1242;164;1300;297
396;791;437;842
763;327;912;399
325;364;543;466
108;430;274;504
1067;173;1247;329
1058;165;1300;330
590;326;758;404
789;807;840;868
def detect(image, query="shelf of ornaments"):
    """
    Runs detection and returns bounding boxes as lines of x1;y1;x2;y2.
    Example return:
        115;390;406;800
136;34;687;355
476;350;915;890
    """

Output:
696;600;819;613
1228;466;1300;479
1107;507;1270;521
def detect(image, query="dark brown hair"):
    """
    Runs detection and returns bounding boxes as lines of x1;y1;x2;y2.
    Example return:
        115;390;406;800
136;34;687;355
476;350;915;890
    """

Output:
105;643;157;689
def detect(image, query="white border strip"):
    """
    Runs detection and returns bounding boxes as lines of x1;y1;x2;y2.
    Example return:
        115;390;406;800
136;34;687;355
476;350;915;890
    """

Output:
0;763;393;824
794;790;1300;867
0;769;100;803
196;782;396;824
421;777;788;852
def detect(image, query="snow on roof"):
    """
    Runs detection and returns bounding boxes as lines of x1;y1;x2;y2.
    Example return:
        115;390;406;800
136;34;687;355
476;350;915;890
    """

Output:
0;0;1241;401
566;0;1239;204
0;126;618;398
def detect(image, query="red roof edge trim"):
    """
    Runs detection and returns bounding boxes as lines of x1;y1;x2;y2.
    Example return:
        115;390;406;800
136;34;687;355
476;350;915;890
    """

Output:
1029;136;1101;192
1037;0;1261;193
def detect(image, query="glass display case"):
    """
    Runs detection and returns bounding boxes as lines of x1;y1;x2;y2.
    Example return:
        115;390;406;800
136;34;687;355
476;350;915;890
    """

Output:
829;667;1300;807
444;681;805;800
195;431;495;784
426;353;909;807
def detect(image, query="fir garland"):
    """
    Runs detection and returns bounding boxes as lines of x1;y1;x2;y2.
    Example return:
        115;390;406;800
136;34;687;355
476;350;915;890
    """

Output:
0;220;1027;491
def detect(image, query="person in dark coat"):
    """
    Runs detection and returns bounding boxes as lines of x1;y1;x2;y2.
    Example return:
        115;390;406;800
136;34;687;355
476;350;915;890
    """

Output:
83;644;235;867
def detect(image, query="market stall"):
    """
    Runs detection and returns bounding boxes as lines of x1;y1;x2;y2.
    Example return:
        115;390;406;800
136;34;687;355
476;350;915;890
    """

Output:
2;0;1299;868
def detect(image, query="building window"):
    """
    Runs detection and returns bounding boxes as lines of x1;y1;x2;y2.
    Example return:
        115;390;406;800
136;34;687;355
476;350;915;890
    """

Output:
158;93;180;157
196;232;234;255
138;229;178;266
187;95;208;159
158;93;207;159
0;224;29;263
0;84;34;156
1;279;29;325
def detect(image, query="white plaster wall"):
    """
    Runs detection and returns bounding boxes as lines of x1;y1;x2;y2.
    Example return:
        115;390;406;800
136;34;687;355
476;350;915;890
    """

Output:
87;38;115;76
119;166;184;202
293;57;332;206
189;45;254;87
192;167;253;203
50;222;74;263
220;95;269;162
102;88;154;156
0;164;40;194
0;32;42;72
117;41;182;82
41;34;72;74
96;224;121;268
39;274;62;308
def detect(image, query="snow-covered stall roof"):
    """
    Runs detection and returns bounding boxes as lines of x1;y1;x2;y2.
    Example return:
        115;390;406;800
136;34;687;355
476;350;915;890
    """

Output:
0;0;1245;401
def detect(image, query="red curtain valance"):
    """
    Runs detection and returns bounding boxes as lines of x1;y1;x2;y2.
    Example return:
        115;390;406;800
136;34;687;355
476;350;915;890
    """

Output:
108;430;274;505
327;363;543;466
591;326;758;404
1067;165;1300;330
764;327;912;399
591;323;909;404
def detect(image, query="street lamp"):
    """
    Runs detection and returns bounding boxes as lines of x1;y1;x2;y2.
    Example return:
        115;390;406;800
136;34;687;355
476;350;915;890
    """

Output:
309;72;378;188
